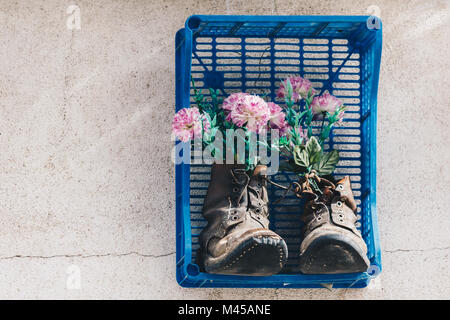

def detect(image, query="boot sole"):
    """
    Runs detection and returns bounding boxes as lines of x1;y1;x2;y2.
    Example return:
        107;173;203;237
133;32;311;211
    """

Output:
299;230;370;274
202;230;288;276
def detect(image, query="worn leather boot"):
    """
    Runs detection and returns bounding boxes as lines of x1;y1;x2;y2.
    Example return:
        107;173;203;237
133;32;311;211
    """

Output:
296;174;370;274
196;164;288;276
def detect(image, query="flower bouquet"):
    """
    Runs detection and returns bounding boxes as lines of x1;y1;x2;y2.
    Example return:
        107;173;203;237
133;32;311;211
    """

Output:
271;76;370;274
172;76;370;275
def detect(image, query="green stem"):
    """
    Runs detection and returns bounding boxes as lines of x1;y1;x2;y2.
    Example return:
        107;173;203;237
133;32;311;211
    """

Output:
318;114;327;146
309;178;323;195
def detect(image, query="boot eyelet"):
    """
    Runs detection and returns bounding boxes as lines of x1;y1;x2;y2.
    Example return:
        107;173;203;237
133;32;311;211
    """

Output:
337;201;343;207
337;185;344;191
231;215;238;221
255;208;262;214
256;216;261;220
232;187;239;193
257;183;262;188
317;216;322;221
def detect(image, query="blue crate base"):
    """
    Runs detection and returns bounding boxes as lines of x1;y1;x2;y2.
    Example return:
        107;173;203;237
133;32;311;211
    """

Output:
175;15;382;288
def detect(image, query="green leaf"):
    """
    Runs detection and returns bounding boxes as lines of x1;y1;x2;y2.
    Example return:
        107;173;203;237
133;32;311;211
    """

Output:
310;150;322;165
294;110;302;125
286;108;297;127
305;137;321;161
320;126;331;141
209;126;218;139
293;145;309;168
279;160;307;173
203;112;212;123
313;149;340;176
286;79;293;98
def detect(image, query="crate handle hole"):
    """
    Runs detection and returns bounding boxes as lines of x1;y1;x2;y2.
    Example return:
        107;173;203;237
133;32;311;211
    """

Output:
186;263;200;276
187;16;201;30
367;264;381;278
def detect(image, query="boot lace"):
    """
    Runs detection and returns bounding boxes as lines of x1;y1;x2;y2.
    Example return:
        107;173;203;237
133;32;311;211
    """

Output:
229;168;250;207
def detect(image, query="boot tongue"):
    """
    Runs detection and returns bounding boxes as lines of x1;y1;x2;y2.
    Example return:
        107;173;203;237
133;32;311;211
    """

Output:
251;165;267;177
320;186;335;204
335;176;357;212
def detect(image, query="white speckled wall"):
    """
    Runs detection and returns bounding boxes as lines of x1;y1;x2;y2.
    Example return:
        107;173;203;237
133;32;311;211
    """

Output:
0;0;448;299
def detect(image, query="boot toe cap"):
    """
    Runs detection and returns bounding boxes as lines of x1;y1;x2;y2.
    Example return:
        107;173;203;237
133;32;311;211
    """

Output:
201;229;288;276
299;231;370;274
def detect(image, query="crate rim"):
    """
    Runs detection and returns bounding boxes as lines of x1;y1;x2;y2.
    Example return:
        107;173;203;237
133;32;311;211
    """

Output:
185;14;381;31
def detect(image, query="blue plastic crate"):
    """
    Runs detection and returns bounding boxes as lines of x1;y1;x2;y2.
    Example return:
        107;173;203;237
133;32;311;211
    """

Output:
175;15;382;288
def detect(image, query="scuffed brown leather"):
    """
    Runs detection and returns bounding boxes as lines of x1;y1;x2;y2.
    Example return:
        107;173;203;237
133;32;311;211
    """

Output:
297;174;370;274
299;175;362;239
335;176;357;212
199;164;274;261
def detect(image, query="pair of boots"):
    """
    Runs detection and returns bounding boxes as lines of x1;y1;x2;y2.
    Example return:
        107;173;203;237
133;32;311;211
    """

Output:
196;164;370;276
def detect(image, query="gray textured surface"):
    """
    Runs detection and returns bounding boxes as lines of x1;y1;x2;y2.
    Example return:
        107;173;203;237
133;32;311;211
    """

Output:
0;0;449;299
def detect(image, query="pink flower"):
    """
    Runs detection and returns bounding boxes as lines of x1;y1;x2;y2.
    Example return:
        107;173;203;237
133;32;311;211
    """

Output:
172;107;209;142
267;102;290;136
310;93;343;116
222;93;271;133
276;76;317;102
222;92;248;113
222;92;249;122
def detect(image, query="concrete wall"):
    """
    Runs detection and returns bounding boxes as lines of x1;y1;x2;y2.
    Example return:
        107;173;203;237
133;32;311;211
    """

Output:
0;0;448;299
